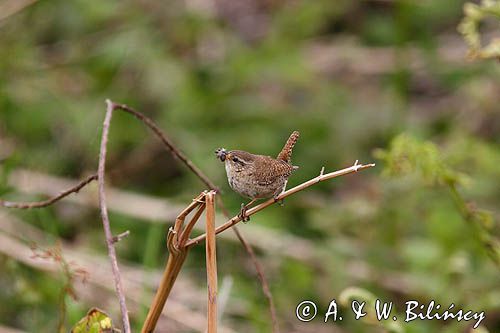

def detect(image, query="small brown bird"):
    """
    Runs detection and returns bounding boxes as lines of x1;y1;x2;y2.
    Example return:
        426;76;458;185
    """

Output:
215;131;299;221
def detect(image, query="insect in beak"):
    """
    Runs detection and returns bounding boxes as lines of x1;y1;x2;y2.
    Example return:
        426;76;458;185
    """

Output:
215;148;227;162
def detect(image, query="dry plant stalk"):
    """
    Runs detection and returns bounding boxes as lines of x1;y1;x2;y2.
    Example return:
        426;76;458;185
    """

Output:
141;230;189;333
2;101;133;332
205;191;218;333
141;192;207;333
99;100;131;333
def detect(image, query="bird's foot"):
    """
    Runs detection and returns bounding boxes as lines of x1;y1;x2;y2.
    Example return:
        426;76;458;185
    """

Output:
274;194;284;206
238;203;251;222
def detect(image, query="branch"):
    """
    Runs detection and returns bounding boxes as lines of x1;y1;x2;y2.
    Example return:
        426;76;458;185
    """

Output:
112;230;131;244
99;100;131;333
0;174;97;209
185;161;376;247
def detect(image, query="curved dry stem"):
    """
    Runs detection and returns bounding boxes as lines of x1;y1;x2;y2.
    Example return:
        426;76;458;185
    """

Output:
178;204;206;247
111;102;219;192
142;231;189;333
99;100;131;333
0;174;97;209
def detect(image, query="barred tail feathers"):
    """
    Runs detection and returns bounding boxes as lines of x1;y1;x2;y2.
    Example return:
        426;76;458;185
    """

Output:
277;131;299;163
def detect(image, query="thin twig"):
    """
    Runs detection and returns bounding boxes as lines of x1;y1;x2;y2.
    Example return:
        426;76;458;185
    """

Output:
205;191;218;333
178;203;207;247
448;182;500;266
0;174;97;209
99;99;131;333
173;192;206;236
6;169;182;221
186;162;376;247
111;102;219;191
112;230;131;244
232;225;279;332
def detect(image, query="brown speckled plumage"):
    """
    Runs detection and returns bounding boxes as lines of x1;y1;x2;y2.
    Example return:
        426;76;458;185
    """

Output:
215;131;299;201
277;130;299;163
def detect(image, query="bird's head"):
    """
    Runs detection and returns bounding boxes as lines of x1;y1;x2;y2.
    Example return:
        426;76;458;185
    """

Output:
215;149;255;171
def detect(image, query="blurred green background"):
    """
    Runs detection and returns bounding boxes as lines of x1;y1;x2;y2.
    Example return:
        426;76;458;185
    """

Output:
0;0;499;332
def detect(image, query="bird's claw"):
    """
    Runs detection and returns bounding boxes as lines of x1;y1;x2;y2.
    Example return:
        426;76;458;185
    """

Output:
238;203;251;222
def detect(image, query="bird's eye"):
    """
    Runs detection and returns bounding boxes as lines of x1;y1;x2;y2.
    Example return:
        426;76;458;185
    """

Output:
232;156;239;162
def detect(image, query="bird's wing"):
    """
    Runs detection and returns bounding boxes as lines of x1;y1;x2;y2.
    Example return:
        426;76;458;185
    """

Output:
255;156;294;186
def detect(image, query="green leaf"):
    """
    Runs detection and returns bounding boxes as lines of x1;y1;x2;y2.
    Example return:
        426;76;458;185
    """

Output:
71;308;117;333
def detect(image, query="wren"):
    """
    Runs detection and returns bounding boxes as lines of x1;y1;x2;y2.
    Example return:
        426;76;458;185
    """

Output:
215;131;299;221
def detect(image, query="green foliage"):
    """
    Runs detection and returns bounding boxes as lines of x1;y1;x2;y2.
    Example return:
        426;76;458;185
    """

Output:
376;134;500;265
375;134;465;186
458;0;500;60
71;308;116;333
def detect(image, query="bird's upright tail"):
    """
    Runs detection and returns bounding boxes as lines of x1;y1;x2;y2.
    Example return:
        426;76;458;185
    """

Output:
277;131;299;163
